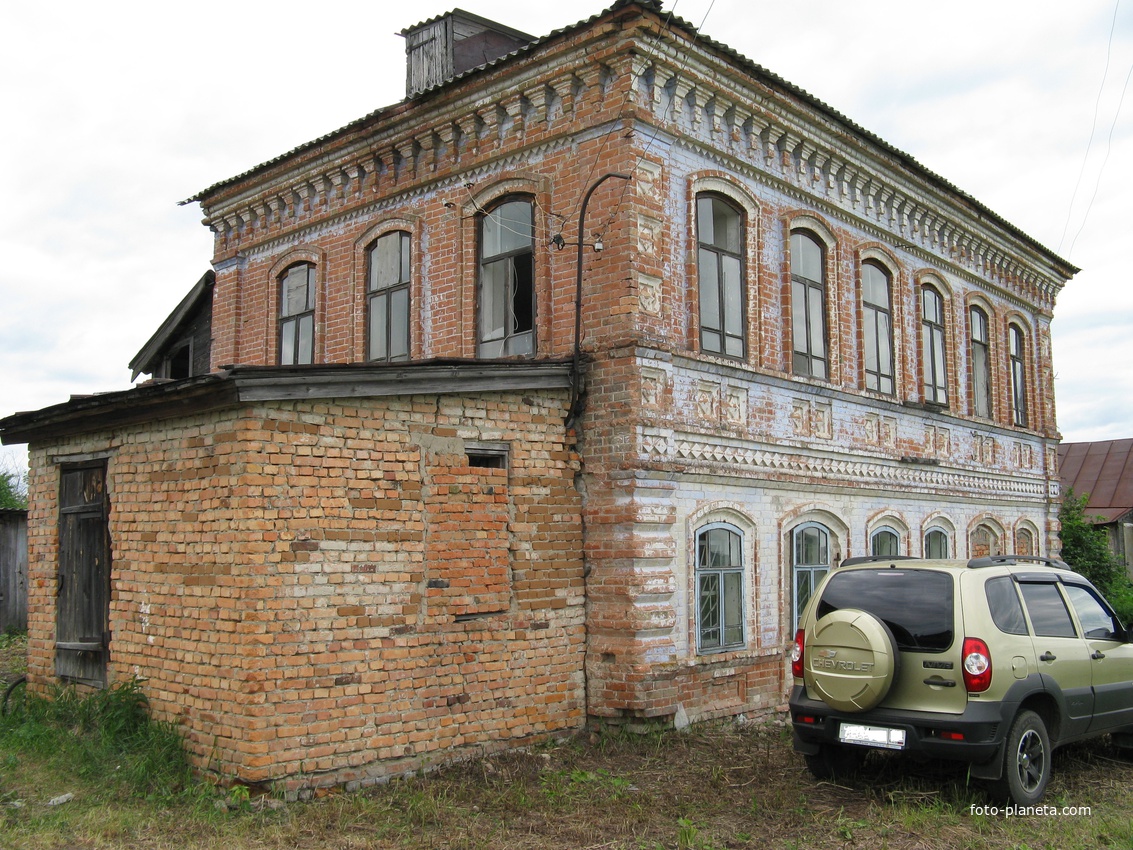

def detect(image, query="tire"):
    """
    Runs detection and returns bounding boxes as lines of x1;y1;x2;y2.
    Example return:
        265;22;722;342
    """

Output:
803;609;899;712
804;743;866;781
990;710;1051;805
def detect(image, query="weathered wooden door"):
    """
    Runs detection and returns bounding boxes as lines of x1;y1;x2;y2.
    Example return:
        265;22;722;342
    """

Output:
56;462;111;687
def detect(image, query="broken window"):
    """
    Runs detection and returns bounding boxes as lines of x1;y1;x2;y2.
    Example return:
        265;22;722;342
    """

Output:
921;285;948;404
367;231;411;362
478;198;534;358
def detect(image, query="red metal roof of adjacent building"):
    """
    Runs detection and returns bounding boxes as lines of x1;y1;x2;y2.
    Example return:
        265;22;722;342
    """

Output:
1059;439;1133;523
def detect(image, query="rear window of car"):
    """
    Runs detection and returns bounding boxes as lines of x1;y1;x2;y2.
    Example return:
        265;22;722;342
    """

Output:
815;569;954;652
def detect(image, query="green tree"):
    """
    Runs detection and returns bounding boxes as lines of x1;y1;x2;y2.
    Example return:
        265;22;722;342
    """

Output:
1059;488;1133;622
0;466;26;510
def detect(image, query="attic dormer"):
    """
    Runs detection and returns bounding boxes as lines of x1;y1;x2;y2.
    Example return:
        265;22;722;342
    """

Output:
402;8;535;98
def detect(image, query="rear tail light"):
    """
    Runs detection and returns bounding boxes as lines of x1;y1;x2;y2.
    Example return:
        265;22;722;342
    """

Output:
962;637;992;692
791;629;805;679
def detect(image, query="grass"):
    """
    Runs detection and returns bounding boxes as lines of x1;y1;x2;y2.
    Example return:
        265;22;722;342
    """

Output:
2;631;1133;848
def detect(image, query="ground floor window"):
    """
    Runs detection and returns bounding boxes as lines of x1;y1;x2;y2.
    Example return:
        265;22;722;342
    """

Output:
696;523;745;652
871;527;900;557
925;527;951;559
792;523;831;631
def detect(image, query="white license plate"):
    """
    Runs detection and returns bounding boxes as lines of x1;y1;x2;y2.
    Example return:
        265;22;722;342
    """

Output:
839;723;906;749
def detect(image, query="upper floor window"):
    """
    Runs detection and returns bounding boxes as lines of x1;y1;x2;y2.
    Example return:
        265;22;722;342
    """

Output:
1009;324;1028;427
367;231;411;362
479;198;535;358
695;523;745;652
862;261;894;394
921;286;948;405
697;195;745;359
970;306;992;419
279;263;315;365
791;231;828;379
871;527;900;557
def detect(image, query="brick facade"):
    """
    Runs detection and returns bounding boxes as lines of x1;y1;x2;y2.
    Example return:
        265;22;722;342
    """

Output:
2;0;1074;787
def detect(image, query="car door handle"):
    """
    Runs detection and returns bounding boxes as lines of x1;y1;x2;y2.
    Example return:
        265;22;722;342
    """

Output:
1039;651;1057;662
1092;650;1106;660
923;676;957;687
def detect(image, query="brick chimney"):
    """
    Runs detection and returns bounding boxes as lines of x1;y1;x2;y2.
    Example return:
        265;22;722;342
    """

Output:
402;8;535;98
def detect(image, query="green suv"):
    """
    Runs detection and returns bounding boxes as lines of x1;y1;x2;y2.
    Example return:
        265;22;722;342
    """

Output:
789;555;1133;804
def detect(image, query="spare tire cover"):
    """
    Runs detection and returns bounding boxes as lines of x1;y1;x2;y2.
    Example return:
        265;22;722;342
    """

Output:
804;609;899;712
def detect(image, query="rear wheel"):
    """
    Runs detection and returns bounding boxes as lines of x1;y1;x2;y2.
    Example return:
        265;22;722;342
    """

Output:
804;743;866;781
990;710;1051;805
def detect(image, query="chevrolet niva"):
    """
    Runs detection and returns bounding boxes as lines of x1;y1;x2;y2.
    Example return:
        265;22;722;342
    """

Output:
789;555;1133;804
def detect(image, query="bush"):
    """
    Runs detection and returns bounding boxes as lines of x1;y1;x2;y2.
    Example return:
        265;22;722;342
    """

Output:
1059;489;1133;623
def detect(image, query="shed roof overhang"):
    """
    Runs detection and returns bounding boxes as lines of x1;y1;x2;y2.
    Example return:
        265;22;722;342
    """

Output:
0;360;573;445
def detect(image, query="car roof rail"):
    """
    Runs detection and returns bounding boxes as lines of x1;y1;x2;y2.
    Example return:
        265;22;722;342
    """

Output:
839;555;920;568
966;555;1071;570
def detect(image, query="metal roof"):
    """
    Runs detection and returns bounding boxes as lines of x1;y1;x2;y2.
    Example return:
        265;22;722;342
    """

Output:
1059;439;1133;523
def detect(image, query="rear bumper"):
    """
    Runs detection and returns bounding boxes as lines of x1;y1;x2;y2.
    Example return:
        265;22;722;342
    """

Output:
789;684;1013;765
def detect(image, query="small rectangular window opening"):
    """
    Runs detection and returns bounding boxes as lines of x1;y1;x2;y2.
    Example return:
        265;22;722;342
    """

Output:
465;442;509;470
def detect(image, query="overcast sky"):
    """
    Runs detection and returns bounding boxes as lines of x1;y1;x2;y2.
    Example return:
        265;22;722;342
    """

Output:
1;0;1130;474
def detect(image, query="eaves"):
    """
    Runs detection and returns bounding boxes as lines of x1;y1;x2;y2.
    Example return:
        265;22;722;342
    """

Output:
0;360;572;445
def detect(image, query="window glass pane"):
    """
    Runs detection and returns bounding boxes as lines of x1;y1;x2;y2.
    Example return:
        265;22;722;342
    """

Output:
484;200;533;257
369;292;387;360
370;233;405;290
925;529;949;559
723;571;743;645
792;280;808;363
796;526;828;566
871;530;899;557
1065;585;1119;637
282;265;312;316
723;256;742;337
280;318;296;365
863;263;888;307
986;577;1028;635
808;292;826;361
972;341;991;417
697;197;715;246
699;248;720;333
1020;583;1076;637
791;232;823;282
389;288;409;360
715;202;741;253
297;314;314;364
817;569;954;651
864;309;879;377
699;573;721;649
480;259;507;342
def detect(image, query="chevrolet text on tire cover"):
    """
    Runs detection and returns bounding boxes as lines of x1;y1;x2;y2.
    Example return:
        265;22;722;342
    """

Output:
789;555;1133;805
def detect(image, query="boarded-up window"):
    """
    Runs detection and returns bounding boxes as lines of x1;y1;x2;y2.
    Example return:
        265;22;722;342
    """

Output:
425;446;511;618
56;462;111;687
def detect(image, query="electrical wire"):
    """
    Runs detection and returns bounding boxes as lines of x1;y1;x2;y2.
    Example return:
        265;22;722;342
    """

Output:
1058;0;1121;256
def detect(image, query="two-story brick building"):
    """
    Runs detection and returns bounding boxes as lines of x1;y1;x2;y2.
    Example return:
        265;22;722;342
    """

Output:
0;0;1075;792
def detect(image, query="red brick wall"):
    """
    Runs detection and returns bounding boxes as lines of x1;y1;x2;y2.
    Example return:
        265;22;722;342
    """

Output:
23;390;584;791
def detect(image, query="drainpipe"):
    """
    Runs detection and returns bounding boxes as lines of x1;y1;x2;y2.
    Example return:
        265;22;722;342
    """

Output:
565;172;631;430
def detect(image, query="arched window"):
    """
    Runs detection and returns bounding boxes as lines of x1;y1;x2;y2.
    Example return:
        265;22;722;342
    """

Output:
792;523;831;630
1009;324;1028;427
922;286;948;405
367;231;411;362
697;195;745;359
791;231;828;379
971;523;1001;558
696;523;745;652
279;262;315;365
925;528;951;559
479;197;535;358
871;527;900;557
1016;527;1035;557
862;262;894;394
969;306;992;418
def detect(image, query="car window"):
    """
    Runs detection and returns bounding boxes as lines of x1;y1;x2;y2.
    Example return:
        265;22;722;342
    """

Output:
815;569;953;651
1019;582;1077;638
1064;584;1121;639
985;576;1028;635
